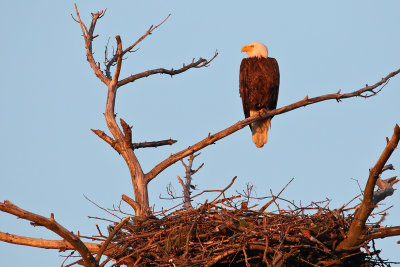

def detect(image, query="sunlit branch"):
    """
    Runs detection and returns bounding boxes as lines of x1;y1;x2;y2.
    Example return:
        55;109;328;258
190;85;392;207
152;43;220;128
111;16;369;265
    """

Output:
336;124;400;252
117;52;218;87
0;201;97;267
145;67;400;183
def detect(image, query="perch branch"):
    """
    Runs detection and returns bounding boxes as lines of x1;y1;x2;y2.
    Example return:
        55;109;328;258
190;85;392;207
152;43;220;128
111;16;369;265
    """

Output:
74;5;110;85
105;14;171;79
0;201;97;267
336;124;400;252
131;138;177;149
117;52;218;87
145;68;400;183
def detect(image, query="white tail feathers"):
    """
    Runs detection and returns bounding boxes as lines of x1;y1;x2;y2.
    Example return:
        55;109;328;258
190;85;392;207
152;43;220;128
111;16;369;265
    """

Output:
250;111;271;148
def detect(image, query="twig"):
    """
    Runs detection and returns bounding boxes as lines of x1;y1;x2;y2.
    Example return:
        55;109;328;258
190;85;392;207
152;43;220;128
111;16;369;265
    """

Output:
210;176;238;203
242;246;250;267
258;178;294;213
183;201;208;259
84;195;122;220
96;217;130;263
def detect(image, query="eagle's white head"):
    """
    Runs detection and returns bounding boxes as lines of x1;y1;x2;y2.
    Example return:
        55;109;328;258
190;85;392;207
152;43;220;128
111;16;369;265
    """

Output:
241;42;268;58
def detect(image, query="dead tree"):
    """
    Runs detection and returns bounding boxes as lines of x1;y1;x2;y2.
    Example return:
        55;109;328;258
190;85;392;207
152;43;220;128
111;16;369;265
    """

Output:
1;5;400;266
71;6;217;218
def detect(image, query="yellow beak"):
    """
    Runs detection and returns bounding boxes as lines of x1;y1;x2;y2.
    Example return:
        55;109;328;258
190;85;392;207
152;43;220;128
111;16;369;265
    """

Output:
241;45;251;53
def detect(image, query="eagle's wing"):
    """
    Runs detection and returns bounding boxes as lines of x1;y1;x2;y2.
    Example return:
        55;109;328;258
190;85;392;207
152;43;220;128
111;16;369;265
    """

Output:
256;58;280;111
239;59;251;120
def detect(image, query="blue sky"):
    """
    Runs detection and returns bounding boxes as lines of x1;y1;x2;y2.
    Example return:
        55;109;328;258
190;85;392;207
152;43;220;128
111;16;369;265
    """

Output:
1;1;400;266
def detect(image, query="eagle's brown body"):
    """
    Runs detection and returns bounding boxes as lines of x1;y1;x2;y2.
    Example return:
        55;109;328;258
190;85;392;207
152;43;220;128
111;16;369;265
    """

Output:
239;57;280;147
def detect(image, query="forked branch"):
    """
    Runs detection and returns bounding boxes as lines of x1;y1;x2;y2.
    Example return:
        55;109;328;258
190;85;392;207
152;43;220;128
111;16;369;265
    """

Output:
145;68;400;183
74;5;216;87
73;4;110;86
177;153;204;210
105;14;171;79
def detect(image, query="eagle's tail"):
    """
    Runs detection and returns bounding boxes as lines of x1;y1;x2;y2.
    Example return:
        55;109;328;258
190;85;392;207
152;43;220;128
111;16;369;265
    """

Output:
251;117;271;148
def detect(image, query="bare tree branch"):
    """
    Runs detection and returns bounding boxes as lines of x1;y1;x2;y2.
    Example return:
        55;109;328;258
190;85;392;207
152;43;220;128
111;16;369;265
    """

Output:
91;129;120;154
145;68;400;183
258;178;294;213
120;118;133;148
178;153;204;210
361;225;400;240
75;6;215;88
74;5;110;86
117;52;218;87
381;164;394;173
373;176;398;204
0;201;97;267
0;232;105;254
132;138;177;150
105;14;171;79
112;35;123;84
119;119;177;150
121;194;140;213
336;124;400;252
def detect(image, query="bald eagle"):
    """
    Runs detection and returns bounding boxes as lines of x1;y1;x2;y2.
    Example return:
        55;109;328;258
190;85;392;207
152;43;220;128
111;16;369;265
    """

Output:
239;42;280;148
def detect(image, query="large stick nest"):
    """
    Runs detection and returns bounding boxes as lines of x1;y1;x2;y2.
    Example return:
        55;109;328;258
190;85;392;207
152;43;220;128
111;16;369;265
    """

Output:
95;196;389;267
